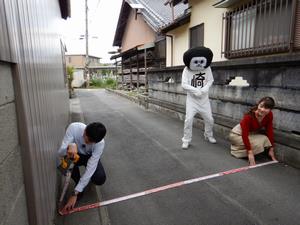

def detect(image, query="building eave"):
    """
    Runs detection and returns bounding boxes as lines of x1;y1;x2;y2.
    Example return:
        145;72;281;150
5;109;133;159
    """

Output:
160;11;191;33
165;0;188;6
110;42;155;60
112;0;189;46
66;54;102;59
113;1;131;47
213;0;241;8
58;0;71;19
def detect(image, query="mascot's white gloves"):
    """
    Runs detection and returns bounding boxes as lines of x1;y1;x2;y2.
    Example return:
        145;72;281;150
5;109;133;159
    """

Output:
200;85;209;94
194;81;211;97
194;89;203;97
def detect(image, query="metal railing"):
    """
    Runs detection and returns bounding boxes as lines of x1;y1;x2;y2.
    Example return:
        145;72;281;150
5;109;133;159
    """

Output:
222;0;298;58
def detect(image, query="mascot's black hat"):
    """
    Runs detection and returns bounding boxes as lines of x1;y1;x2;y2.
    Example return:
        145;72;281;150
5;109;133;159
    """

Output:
183;46;213;69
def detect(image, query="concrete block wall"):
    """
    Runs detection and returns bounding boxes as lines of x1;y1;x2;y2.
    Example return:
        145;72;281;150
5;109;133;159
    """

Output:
148;66;186;106
0;63;29;225
146;54;300;168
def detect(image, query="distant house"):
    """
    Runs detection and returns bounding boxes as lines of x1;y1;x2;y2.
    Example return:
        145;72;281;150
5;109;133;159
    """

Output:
66;54;103;87
112;0;189;89
66;54;102;69
161;0;300;65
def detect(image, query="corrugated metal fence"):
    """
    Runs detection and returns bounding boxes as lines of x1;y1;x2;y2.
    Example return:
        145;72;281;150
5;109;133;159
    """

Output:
1;0;69;224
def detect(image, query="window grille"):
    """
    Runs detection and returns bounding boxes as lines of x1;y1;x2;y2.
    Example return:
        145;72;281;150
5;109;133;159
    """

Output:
222;0;298;58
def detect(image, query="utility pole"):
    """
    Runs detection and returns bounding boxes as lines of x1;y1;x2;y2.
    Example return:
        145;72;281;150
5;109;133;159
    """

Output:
85;0;89;87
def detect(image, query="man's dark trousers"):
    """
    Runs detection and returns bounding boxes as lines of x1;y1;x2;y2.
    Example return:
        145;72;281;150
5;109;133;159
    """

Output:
71;153;106;187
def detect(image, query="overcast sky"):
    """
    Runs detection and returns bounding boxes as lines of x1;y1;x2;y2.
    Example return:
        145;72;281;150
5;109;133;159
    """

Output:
63;0;123;63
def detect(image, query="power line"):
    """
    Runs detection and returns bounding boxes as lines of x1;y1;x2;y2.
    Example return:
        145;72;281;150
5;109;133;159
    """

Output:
89;0;102;25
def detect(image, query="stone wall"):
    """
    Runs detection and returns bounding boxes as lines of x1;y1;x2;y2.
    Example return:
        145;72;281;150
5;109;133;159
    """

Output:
147;54;300;168
0;62;29;225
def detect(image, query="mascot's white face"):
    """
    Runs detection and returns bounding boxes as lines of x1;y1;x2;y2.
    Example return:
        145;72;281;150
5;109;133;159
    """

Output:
189;56;207;71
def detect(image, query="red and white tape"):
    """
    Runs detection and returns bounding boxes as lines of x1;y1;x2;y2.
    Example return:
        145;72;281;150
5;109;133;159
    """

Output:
59;160;278;215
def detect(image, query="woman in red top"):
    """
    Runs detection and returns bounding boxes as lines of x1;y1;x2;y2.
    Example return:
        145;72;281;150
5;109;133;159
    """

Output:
229;97;277;165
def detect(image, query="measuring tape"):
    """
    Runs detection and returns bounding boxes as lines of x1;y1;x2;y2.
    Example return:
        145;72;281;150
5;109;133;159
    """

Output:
59;160;278;215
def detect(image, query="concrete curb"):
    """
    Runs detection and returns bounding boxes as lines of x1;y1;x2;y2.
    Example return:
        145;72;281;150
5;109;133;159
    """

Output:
105;88;149;109
95;187;111;225
70;97;84;123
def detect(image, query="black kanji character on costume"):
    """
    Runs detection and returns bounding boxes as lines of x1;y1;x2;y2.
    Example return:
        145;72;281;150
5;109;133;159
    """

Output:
191;72;205;88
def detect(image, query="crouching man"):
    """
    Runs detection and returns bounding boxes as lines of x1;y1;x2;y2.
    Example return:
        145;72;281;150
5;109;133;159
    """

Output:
57;122;107;211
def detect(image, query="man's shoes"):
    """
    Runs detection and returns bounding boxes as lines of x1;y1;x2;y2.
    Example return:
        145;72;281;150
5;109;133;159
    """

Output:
182;142;189;149
204;135;217;144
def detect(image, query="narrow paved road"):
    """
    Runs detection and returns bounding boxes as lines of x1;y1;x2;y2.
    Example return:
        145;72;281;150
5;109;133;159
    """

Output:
77;89;300;225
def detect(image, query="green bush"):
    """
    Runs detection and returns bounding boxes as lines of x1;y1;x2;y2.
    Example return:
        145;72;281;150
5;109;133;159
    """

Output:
67;66;74;98
105;78;117;89
89;78;117;89
90;78;104;87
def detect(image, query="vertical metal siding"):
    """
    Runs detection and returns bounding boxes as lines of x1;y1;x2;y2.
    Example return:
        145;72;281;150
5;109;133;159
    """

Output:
295;0;300;48
3;0;69;224
0;0;12;61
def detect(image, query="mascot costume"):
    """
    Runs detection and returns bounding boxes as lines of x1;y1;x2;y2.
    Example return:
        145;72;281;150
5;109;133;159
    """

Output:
181;46;216;149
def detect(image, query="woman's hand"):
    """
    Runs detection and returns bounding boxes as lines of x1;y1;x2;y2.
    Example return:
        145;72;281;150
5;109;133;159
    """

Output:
268;147;277;161
248;150;256;166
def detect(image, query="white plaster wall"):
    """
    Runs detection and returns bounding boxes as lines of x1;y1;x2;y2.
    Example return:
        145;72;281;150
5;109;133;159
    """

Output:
166;23;189;67
166;0;229;66
166;36;173;67
72;70;85;88
189;0;227;62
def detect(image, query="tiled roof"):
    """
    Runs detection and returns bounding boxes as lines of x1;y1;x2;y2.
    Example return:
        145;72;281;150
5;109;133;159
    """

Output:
127;0;188;30
113;0;188;46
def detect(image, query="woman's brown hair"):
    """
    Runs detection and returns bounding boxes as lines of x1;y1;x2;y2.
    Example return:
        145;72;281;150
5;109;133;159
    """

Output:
246;96;275;116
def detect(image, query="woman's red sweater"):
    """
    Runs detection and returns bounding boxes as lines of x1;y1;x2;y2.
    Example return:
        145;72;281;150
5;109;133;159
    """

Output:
240;111;274;151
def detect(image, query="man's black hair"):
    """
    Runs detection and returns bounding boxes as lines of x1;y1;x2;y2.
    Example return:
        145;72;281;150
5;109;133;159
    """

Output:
85;122;106;143
183;46;213;69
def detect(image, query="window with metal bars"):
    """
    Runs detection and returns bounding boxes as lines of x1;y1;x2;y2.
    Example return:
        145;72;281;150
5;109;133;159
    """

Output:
222;0;298;58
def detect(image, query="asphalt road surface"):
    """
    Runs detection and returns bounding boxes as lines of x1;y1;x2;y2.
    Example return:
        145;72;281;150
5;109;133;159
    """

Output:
76;89;300;225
